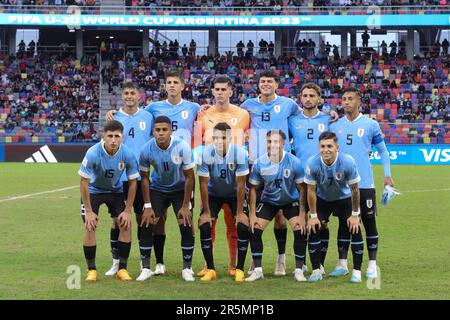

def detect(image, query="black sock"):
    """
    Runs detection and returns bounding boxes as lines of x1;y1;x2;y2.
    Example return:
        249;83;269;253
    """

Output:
250;228;263;268
137;226;143;242
118;241;131;270
308;230;322;270
293;230;307;269
153;234;166;264
274;228;287;255
110;228;119;260
351;231;364;271
139;226;154;270
362;217;378;261
83;245;96;270
337;218;351;260
199;223;214;270
236;223;250;271
319;227;329;266
179;225;195;269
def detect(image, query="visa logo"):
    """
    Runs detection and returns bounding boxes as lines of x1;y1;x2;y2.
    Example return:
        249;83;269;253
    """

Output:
419;149;450;163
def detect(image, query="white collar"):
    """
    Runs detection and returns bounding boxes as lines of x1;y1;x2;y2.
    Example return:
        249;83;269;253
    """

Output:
257;94;278;104
345;113;363;123
156;136;173;151
302;109;321;119
101;141;121;157
119;108;139;117
165;98;184;107
321;152;339;167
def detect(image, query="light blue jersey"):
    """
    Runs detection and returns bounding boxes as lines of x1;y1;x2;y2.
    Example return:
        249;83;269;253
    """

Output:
304;153;361;201
330;114;386;189
144;99;200;142
241;95;300;162
249;151;304;206
114;108;154;181
289;110;331;170
78;142;140;194
197;144;249;198
139;136;195;193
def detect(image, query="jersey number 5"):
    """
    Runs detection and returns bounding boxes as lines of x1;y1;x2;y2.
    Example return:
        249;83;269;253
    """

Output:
346;134;353;145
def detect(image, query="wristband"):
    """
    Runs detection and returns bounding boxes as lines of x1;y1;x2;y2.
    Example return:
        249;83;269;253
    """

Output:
351;211;360;217
309;212;318;219
144;203;152;209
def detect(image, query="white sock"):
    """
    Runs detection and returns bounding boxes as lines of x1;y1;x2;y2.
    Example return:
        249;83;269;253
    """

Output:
278;254;286;263
312;269;321;274
254;267;263;273
295;268;303;273
338;259;348;268
113;259;120;264
368;260;377;270
352;269;362;278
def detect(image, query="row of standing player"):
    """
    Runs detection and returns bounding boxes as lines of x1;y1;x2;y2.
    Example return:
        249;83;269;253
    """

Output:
79;70;394;282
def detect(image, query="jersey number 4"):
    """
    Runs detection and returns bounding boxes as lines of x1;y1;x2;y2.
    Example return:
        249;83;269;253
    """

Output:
128;127;135;138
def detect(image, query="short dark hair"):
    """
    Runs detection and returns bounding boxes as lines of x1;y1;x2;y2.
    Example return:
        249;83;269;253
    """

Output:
300;82;322;97
154;115;172;126
104;120;124;133
165;70;184;83
122;81;139;91
342;87;361;97
259;70;280;83
214;122;231;132
266;129;286;141
319;131;338;142
213;75;233;88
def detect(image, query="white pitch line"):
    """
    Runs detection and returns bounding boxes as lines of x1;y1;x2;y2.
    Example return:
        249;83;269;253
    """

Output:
0;185;78;203
402;188;450;193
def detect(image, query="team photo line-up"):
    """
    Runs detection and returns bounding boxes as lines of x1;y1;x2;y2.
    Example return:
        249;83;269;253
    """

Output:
78;69;394;284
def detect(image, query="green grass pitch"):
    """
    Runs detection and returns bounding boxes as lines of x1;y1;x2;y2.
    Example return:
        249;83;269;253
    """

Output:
0;163;449;300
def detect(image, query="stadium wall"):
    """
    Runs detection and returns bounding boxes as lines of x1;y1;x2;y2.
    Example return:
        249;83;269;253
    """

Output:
0;144;449;165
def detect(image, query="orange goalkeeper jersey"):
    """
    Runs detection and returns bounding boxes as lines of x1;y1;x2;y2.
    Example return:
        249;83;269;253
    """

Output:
194;104;250;148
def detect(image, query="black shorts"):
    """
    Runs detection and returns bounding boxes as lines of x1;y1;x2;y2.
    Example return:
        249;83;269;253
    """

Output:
150;189;194;219
360;188;377;219
123;180;144;215
200;196;249;218
80;193;125;223
317;197;352;224
255;201;300;221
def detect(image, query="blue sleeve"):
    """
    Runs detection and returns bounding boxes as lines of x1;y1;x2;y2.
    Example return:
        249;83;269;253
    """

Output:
240;100;249;110
304;159;317;185
236;148;250;177
125;150;140;180
294;159;305;184
372;122;384;145
78;150;96;179
181;141;195;170
288;99;301;116
346;156;361;185
138;144;151;172
248;162;261;186
196;152;209;177
374;141;392;177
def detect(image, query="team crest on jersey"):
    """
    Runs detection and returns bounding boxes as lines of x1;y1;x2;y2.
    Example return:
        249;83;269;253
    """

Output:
357;128;364;137
231;118;238;126
139;121;146;131
318;123;325;132
274;105;281;113
118;162;125;170
172;155;181;164
228;163;235;171
284;169;291;178
335;172;344;181
366;199;373;209
181;111;189;120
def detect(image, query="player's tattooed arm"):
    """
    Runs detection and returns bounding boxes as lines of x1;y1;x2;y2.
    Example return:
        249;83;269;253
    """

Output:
349;182;360;213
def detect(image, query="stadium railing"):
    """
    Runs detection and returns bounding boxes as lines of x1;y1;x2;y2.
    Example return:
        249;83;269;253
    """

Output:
0;5;449;15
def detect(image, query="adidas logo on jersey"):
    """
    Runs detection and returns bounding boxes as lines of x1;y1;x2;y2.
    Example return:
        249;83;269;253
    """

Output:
24;145;58;163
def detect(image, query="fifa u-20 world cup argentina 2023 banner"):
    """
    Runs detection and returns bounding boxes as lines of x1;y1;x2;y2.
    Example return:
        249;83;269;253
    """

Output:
1;14;450;27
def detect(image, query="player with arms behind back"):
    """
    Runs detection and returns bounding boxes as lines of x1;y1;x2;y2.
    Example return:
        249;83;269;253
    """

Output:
330;88;394;279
